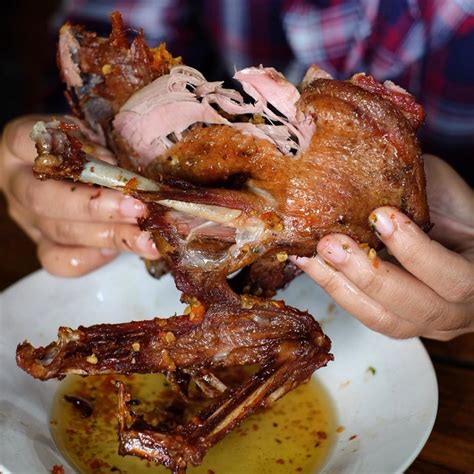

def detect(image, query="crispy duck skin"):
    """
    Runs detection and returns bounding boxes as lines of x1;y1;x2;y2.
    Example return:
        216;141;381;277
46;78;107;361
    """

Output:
16;298;330;380
17;298;332;473
58;15;298;293
17;13;431;473
57;12;429;295
21;121;336;472
58;11;181;170
29;70;430;287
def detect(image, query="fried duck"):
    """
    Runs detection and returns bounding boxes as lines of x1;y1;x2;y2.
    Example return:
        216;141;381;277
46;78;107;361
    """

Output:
16;13;429;473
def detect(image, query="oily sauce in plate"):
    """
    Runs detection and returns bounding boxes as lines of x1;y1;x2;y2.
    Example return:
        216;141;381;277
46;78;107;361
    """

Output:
50;372;335;473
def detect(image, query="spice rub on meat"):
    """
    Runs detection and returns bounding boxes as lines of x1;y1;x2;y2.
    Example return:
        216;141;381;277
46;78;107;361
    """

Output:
17;12;429;474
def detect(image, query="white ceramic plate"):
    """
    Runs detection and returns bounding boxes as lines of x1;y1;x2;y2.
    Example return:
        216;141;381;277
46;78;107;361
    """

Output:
0;254;437;473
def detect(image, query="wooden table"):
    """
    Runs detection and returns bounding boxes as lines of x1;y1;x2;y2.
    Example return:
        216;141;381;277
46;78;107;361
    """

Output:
1;191;473;472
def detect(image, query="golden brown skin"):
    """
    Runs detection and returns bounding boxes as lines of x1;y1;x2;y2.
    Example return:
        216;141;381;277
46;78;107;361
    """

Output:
59;11;181;171
16;279;332;473
29;74;431;296
145;78;429;251
58;13;429;292
296;78;429;245
61;12;180;114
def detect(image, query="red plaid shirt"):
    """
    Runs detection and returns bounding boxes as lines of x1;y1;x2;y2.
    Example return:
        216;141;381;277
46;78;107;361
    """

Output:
56;0;474;182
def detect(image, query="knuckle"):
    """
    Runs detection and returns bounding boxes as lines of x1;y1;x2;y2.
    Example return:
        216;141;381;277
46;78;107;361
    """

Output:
365;309;395;334
103;222;134;253
86;194;103;219
421;300;451;328
364;308;413;338
116;224;141;254
445;278;474;304
425;302;472;334
107;223;122;250
397;235;431;268
318;269;342;295
353;265;384;295
53;220;77;244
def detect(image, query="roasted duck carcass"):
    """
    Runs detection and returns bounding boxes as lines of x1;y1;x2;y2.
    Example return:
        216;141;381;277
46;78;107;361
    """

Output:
16;13;430;474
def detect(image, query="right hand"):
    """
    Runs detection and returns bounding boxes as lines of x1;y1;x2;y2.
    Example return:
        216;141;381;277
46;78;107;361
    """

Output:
0;116;159;276
291;155;474;340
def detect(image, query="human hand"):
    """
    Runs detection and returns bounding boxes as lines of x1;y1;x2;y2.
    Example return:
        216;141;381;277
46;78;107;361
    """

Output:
0;116;159;276
291;155;474;340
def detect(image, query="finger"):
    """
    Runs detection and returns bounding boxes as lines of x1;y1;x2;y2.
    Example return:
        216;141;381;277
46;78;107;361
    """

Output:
2;115;40;165
290;255;421;338
9;166;146;223
36;217;160;259
369;207;474;303
424;154;474;229
315;233;464;330
37;237;119;277
423;155;474;253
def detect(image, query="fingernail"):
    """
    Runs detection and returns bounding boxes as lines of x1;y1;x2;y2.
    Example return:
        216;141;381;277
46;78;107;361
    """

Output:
369;209;395;238
318;237;351;264
120;196;146;218
289;255;309;265
100;248;119;257
137;232;159;256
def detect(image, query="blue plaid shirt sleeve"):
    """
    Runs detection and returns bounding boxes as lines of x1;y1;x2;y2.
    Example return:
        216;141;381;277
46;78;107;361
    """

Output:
56;0;474;179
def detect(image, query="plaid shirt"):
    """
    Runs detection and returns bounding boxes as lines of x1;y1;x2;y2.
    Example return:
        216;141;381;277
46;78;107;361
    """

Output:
55;0;474;180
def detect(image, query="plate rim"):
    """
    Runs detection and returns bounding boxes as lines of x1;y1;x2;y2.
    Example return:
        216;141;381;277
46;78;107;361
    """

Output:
0;258;439;473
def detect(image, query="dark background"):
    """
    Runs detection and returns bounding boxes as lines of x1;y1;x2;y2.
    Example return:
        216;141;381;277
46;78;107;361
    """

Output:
1;1;64;129
1;1;62;283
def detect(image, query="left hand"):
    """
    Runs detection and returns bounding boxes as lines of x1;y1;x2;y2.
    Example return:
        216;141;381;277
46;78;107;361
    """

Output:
0;116;159;277
291;155;474;340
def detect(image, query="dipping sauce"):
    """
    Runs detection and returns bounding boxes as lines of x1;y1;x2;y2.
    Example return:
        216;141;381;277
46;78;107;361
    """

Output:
50;373;335;473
